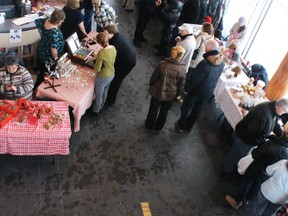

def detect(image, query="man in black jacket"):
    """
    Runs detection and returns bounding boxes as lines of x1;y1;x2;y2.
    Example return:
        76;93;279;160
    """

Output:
175;40;224;132
104;23;136;105
222;99;288;174
225;134;288;209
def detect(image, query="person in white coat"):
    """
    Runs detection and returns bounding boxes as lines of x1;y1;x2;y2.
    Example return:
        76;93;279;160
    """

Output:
176;23;196;74
247;159;288;216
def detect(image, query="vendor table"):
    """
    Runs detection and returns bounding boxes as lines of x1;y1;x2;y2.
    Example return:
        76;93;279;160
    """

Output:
35;64;97;132
214;67;250;106
0;101;71;155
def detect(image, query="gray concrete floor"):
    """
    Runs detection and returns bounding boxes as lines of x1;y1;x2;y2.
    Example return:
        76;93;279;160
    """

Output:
0;1;249;215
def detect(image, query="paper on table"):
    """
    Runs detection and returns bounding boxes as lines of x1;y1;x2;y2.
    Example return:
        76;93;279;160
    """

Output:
12;17;32;26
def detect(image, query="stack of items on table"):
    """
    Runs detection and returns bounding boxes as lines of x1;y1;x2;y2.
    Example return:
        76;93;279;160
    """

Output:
230;78;267;112
0;99;64;129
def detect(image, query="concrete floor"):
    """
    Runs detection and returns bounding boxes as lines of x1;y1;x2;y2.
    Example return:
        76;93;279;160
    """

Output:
0;1;249;215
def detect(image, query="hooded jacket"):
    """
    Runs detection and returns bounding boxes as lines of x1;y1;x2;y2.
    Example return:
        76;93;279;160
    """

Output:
149;58;186;101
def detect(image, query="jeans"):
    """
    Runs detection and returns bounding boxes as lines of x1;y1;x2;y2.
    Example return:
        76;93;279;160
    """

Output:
93;76;114;113
222;136;253;173
146;97;172;130
84;9;93;33
247;190;282;216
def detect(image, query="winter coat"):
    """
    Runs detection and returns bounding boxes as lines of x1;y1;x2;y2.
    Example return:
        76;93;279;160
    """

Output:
249;64;269;87
190;32;214;68
185;53;224;100
235;101;282;146
149;58;186;101
161;0;183;28
245;135;288;180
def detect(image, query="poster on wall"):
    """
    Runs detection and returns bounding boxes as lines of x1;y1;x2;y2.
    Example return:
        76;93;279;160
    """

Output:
10;28;22;43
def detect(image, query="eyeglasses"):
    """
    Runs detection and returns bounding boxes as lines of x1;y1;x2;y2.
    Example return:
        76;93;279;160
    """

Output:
282;107;288;114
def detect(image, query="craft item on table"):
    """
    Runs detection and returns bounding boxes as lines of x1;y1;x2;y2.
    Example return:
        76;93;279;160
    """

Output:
239;94;255;110
5;105;20;117
231;65;242;77
253;80;266;98
0;113;12;128
17;98;29;109
240;78;255;95
44;113;65;130
28;115;38;126
0;100;11;110
56;53;77;77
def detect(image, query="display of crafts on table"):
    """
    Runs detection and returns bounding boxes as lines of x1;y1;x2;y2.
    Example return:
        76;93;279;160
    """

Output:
0;99;65;130
230;78;267;110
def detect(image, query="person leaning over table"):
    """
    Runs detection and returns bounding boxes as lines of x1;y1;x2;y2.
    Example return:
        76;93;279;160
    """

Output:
0;53;34;100
92;32;116;115
34;8;66;90
246;159;288;216
221;98;288;174
62;0;89;41
103;22;136;105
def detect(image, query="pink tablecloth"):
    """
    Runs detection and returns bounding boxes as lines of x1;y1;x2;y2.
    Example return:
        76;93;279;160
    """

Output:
35;64;97;132
0;101;71;155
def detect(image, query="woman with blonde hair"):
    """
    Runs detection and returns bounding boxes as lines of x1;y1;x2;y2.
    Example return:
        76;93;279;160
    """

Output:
146;45;186;131
61;0;88;41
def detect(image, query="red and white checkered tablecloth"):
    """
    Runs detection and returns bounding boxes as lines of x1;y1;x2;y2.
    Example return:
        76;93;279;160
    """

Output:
0;101;71;155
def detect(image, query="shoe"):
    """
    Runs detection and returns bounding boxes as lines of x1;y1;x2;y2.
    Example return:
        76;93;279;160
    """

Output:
156;51;166;57
225;195;242;209
125;9;134;12
175;121;184;133
133;39;141;48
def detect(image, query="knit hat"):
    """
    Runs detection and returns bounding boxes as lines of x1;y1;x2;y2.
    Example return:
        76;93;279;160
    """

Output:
204;16;212;23
238;16;246;26
205;40;219;52
170;46;185;60
178;23;193;34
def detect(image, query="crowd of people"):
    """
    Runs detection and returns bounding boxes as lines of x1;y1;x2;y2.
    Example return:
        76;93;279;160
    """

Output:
0;0;287;215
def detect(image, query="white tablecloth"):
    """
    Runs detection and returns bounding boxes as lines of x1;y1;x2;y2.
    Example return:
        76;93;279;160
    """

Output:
214;69;250;107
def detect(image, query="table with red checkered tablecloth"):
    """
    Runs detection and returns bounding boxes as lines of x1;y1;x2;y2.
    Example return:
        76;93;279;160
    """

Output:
0;101;71;155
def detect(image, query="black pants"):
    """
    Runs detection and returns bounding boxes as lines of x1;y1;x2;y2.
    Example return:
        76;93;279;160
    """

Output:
34;60;46;90
106;67;134;104
134;9;152;41
146;97;172;130
177;94;204;130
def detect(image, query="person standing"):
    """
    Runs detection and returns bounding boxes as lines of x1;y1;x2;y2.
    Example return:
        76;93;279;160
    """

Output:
92;32;116;114
189;22;214;69
247;159;288;216
61;0;88;41
103;23;136;105
34;8;66;89
221;99;288;174
146;45;186;130
79;0;93;33
133;0;162;48
92;0;116;32
175;40;224;132
228;16;247;47
156;0;183;56
225;134;288;210
175;23;196;73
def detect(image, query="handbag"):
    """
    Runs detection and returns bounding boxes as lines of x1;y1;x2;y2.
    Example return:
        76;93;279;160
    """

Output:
192;38;203;60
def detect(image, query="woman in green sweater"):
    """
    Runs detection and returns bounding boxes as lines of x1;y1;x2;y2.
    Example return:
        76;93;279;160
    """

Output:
93;32;117;114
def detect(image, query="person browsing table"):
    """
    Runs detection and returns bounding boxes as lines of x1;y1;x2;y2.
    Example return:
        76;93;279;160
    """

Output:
92;32;117;114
